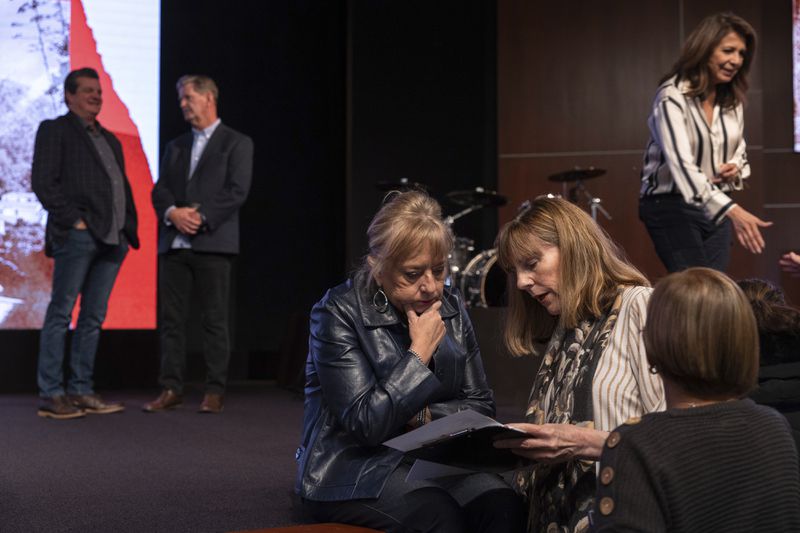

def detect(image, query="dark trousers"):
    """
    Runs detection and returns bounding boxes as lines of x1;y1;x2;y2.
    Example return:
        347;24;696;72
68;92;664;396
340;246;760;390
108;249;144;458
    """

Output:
38;229;128;397
639;194;733;273
158;249;232;395
302;461;525;533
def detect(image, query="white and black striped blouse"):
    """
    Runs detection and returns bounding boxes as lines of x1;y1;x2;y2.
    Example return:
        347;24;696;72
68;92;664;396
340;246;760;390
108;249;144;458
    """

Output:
640;76;750;224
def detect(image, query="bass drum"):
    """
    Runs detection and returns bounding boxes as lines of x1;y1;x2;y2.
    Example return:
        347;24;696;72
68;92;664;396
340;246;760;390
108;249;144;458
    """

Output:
460;249;507;308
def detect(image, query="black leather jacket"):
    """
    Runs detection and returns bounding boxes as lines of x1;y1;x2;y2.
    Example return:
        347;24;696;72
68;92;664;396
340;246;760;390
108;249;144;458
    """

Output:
295;271;495;501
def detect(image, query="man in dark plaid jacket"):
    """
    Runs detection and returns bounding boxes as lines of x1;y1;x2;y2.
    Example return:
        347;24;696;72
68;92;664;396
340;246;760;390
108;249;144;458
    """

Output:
31;67;139;420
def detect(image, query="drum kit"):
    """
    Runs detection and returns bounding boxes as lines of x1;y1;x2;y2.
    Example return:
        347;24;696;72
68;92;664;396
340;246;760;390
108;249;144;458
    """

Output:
376;167;611;308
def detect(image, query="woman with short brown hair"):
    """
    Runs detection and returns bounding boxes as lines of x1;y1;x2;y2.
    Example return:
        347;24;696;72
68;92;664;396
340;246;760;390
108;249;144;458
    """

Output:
593;268;800;531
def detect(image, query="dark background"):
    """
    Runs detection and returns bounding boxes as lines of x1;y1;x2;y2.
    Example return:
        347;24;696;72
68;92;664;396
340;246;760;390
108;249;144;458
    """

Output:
2;0;798;393
0;0;499;392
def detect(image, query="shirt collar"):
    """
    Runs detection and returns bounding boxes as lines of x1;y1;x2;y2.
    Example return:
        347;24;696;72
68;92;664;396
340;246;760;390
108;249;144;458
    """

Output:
193;118;221;139
75;114;102;134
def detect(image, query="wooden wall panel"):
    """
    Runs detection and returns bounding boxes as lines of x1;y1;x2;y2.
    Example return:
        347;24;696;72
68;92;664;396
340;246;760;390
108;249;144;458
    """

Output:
498;0;798;293
499;153;668;281
498;0;677;154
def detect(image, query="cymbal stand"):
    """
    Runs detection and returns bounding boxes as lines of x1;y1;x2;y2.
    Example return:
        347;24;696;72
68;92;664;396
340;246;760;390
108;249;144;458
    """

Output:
444;204;483;226
568;179;612;221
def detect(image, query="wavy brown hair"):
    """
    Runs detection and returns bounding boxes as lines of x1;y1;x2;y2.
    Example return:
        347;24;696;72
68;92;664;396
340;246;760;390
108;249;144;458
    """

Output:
496;197;648;357
661;12;756;109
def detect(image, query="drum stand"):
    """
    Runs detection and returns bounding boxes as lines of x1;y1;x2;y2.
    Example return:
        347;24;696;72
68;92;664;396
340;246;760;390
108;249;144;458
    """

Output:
565;179;613;221
444;204;481;226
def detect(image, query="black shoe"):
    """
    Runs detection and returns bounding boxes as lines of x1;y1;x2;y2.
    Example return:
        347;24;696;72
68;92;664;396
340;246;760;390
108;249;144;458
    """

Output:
37;395;86;420
69;394;125;414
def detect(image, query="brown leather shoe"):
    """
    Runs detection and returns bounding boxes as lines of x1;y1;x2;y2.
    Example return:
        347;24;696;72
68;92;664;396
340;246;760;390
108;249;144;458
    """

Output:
198;393;224;414
37;395;86;420
142;389;183;412
69;394;125;414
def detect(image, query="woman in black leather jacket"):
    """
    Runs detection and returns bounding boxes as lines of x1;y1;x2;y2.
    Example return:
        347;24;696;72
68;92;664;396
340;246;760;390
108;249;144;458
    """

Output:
296;191;524;533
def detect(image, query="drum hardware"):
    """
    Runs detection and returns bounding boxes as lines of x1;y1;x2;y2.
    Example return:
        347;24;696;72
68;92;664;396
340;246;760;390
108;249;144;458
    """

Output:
460;249;506;308
448;236;475;287
443;187;507;297
547;167;612;221
444;187;508;225
445;187;508;208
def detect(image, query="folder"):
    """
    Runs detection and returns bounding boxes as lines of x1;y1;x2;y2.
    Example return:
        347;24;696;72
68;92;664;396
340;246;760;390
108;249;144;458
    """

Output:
383;409;526;473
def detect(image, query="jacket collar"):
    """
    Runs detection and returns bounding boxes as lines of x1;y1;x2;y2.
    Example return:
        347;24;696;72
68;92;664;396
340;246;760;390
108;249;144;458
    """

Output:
353;270;459;327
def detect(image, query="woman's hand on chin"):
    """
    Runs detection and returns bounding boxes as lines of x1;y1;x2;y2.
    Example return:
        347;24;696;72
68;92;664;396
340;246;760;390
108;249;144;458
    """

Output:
406;301;445;364
493;422;609;463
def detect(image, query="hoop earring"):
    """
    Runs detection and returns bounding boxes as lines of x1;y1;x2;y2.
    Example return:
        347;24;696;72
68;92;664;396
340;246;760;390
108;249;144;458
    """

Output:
649;364;658;375
373;287;389;313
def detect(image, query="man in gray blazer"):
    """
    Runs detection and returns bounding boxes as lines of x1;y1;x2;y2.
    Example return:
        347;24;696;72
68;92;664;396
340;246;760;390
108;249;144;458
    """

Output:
32;67;139;419
144;75;253;414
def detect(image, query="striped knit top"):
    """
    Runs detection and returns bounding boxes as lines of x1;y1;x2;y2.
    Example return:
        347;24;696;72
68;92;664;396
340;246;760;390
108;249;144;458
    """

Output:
590;286;665;432
640;76;750;224
592;399;800;532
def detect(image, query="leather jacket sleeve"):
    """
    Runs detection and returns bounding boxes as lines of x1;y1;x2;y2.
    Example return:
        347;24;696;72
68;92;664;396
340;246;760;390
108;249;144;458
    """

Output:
310;296;443;447
309;284;495;448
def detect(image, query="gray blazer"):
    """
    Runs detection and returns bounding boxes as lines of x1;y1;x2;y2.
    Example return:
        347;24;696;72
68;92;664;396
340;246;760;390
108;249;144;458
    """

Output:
152;123;253;254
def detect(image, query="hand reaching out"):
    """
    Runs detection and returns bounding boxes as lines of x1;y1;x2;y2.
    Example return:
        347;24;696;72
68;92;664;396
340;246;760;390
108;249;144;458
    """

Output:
780;252;800;277
726;205;772;254
406;301;445;365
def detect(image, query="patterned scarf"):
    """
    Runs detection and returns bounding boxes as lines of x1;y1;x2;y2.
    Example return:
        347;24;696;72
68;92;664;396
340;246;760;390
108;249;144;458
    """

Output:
515;288;624;533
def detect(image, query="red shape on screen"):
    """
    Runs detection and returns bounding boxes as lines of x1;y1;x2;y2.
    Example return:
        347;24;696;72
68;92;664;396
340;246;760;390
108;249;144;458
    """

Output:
69;0;157;329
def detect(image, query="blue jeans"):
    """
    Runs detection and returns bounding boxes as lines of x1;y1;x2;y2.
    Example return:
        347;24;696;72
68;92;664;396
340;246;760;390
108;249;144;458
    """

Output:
37;229;128;398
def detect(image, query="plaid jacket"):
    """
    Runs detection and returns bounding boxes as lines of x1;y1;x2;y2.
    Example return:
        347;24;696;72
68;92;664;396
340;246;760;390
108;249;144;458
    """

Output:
31;112;139;256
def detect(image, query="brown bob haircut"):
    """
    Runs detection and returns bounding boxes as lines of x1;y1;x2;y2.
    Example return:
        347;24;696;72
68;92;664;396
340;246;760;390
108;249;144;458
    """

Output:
362;190;453;287
661;11;756;109
645;268;758;398
496;196;648;357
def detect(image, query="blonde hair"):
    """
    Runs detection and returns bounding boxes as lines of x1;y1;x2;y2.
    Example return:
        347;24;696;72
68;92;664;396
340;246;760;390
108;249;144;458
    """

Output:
361;191;453;285
496;197;648;356
646;268;758;397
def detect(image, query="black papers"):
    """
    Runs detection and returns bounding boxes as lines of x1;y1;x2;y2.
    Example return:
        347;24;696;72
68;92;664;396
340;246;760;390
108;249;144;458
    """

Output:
383;409;527;473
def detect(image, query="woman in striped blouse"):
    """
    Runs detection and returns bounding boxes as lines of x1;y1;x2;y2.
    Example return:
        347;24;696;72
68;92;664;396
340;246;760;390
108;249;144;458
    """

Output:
493;196;665;533
639;12;771;273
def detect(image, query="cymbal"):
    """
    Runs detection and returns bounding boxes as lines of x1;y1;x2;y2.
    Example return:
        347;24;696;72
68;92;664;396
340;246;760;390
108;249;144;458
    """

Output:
375;177;427;191
547;167;606;182
446;187;508;207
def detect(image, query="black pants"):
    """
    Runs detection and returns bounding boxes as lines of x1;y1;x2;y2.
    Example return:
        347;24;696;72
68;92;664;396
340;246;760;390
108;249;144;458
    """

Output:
639;194;733;273
302;461;525;533
158;249;232;394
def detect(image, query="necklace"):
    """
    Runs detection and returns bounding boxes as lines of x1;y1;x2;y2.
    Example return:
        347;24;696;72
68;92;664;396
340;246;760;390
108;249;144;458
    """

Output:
672;398;735;410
